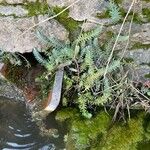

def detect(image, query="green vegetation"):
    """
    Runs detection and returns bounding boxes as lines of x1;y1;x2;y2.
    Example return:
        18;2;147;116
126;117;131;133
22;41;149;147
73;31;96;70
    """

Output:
32;0;150;118
56;109;111;150
144;74;150;79
142;8;150;22
130;43;150;50
52;7;80;34
0;0;150;149
33;25;131;118
55;108;79;122
56;109;150;150
0;50;29;67
97;1;122;24
97;114;144;150
24;2;50;16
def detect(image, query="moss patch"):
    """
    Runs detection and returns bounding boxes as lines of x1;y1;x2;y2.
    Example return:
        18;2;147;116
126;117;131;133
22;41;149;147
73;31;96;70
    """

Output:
57;108;150;150
144;74;150;79
114;0;122;4
57;109;111;150
24;1;50;16
130;43;150;50
52;6;80;33
142;8;150;22
96;10;110;19
55;108;79;122
124;57;134;63
97;114;144;150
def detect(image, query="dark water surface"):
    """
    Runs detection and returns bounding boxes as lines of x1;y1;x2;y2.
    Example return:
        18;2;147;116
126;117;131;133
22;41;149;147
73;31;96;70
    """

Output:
0;97;64;150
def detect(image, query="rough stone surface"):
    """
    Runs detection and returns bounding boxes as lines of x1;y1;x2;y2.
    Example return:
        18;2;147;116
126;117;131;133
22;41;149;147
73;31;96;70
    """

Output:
5;0;23;4
0;15;68;53
47;0;108;27
37;15;68;42
110;22;150;47
129;65;150;82
120;0;143;13
47;0;74;7
69;0;108;21
47;0;109;31
132;23;150;44
82;18;110;31
125;48;150;65
123;48;150;82
0;5;28;17
120;0;150;13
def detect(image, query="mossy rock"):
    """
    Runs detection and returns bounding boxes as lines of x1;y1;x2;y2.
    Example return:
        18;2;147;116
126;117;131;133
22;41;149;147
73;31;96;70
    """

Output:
57;108;149;150
93;113;145;150
58;109;111;150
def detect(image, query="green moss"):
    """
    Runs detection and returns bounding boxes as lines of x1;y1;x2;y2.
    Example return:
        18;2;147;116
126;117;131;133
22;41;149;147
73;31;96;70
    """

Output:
130;42;150;50
114;0;122;4
24;1;50;16
52;6;80;33
64;110;111;150
142;0;150;2
133;13;144;24
142;8;150;22
96;10;110;19
144;74;150;79
124;57;134;63
55;108;79;122
61;109;149;150
96;114;144;150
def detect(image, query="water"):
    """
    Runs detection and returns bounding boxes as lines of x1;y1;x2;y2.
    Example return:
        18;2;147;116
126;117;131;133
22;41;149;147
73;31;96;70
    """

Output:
0;97;65;150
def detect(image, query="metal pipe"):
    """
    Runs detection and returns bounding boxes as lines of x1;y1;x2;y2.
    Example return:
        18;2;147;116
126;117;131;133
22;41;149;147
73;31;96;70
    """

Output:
44;68;64;112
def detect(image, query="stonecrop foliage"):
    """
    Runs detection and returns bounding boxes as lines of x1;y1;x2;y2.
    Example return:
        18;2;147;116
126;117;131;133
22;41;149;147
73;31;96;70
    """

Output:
32;0;146;118
33;23;130;118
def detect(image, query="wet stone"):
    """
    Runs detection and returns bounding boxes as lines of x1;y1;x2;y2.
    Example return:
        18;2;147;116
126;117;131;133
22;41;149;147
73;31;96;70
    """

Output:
0;78;26;101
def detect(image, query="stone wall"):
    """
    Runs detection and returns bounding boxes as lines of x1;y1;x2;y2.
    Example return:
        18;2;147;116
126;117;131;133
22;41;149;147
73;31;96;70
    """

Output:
0;0;149;81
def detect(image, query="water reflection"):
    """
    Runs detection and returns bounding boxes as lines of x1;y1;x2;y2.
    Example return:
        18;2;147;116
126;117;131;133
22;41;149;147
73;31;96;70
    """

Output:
0;97;63;150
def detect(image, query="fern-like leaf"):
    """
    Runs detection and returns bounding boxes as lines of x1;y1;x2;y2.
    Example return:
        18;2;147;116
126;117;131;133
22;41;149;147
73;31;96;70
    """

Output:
76;26;102;44
33;48;48;66
108;1;121;23
36;29;65;49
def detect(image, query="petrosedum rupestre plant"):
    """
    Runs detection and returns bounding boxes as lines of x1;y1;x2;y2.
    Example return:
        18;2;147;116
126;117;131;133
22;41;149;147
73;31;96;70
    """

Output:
33;24;130;118
32;0;149;118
